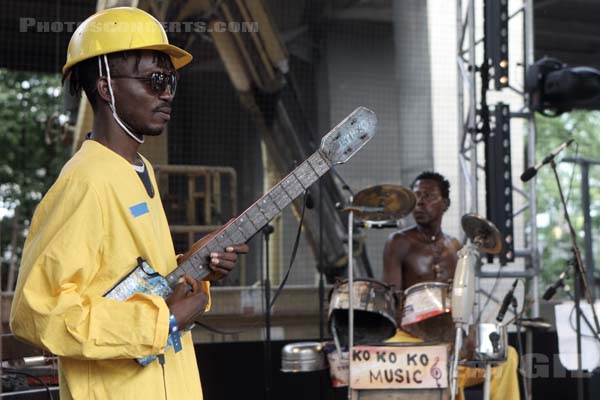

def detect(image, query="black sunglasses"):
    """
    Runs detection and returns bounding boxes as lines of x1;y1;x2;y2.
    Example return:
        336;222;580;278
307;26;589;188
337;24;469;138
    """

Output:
111;71;178;96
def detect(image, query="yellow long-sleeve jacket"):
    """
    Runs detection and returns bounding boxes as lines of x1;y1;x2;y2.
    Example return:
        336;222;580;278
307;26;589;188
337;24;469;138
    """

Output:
10;140;210;400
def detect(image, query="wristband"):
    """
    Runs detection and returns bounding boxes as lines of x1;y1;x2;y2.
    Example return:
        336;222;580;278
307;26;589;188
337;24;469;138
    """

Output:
169;313;182;353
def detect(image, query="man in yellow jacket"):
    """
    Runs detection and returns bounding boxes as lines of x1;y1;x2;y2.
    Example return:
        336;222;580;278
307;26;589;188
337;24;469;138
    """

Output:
10;7;248;400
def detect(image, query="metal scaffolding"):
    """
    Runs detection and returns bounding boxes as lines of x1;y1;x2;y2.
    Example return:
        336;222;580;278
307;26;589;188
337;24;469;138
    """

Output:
456;2;538;396
456;0;539;314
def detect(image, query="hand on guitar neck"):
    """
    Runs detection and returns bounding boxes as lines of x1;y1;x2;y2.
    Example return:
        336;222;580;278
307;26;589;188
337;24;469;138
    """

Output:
167;224;249;329
177;221;250;282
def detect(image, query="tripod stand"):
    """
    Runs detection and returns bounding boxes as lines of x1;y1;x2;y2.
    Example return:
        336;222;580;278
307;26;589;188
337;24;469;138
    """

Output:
549;159;600;400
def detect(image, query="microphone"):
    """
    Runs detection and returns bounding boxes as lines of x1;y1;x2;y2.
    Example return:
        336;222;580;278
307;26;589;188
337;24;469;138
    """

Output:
542;271;567;301
496;279;519;323
521;138;574;182
489;331;501;353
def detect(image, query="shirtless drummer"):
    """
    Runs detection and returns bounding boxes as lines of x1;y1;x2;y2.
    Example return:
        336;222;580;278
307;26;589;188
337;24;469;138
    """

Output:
383;171;520;400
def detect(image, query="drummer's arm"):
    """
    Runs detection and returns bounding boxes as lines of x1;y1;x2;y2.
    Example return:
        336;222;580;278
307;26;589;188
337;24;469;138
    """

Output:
383;233;411;291
451;237;463;254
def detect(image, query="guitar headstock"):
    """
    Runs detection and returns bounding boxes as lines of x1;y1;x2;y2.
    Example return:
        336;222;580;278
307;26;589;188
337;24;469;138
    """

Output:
319;106;377;165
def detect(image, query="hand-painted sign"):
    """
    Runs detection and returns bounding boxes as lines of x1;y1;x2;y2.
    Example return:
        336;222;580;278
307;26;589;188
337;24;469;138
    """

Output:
350;345;448;389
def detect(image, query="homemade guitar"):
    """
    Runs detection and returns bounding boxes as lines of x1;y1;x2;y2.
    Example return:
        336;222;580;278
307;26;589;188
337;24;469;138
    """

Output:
104;106;377;365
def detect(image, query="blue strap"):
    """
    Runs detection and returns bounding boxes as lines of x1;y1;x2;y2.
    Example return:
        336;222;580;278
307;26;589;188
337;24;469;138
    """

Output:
169;313;182;353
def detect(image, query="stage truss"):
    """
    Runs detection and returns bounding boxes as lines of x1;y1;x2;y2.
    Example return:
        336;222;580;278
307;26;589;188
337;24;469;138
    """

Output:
456;0;538;395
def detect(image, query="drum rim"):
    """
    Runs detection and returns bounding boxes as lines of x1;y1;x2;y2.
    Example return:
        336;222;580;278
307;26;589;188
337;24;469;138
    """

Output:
333;277;393;289
329;277;396;302
404;281;450;295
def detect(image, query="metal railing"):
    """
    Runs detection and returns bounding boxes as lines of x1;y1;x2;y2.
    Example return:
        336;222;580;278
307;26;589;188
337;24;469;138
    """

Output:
155;165;237;253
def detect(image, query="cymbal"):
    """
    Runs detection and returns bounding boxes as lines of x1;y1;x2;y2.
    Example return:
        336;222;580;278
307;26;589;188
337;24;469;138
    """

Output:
519;317;553;331
350;185;416;221
461;213;502;254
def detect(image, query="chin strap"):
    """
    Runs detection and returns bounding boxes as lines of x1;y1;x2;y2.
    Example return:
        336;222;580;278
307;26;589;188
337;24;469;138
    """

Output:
98;56;144;144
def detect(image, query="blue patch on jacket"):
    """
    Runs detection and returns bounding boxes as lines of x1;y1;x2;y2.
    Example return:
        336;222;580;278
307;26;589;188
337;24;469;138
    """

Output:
129;202;149;217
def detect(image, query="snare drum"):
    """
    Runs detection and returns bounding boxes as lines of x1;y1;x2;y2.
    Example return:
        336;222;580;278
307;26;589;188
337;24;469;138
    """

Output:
401;282;454;343
328;278;398;346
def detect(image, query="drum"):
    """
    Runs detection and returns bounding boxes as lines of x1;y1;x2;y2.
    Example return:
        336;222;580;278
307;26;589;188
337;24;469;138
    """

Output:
281;342;326;373
460;323;508;367
322;342;348;388
474;323;507;361
401;282;454;343
328;278;397;346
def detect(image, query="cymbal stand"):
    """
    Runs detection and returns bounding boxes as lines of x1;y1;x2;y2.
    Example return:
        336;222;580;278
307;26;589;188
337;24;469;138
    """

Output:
450;241;480;400
347;196;354;400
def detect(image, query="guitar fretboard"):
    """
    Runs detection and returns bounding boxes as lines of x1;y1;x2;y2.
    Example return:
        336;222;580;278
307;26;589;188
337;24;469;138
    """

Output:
165;151;331;286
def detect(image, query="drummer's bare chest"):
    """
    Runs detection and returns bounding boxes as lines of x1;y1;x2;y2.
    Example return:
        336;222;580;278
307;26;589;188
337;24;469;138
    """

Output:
402;239;458;289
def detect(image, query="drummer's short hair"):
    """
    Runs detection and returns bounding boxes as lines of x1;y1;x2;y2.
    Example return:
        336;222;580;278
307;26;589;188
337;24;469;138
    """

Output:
412;171;450;201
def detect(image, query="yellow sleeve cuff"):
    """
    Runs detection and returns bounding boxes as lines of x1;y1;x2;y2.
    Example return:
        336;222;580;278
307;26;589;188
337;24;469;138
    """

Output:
201;281;211;312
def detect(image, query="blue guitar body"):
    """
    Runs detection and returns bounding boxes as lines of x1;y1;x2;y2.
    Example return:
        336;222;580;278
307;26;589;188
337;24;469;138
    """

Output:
104;258;186;366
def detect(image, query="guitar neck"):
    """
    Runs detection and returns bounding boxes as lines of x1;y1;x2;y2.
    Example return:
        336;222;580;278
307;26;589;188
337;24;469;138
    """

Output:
166;150;331;286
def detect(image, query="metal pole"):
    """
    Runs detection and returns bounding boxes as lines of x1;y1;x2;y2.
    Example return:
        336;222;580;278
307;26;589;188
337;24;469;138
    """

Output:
468;0;478;213
457;0;467;221
524;2;538;397
574;268;585;400
524;0;539;319
563;156;600;301
0;218;2;395
347;203;354;400
263;226;273;400
483;364;492;400
580;163;595;299
450;326;463;400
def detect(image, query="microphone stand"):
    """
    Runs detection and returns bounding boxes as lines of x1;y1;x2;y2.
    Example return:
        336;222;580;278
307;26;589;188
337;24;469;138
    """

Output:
573;256;585;400
563;283;600;344
552;256;600;344
262;224;274;400
347;196;355;400
512;293;531;400
550;159;600;400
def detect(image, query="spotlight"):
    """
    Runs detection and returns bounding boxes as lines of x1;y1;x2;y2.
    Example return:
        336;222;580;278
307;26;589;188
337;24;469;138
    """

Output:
526;57;600;116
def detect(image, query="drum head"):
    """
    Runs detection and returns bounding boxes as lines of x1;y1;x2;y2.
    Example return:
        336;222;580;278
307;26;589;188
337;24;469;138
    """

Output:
328;279;398;347
401;281;454;343
402;313;455;343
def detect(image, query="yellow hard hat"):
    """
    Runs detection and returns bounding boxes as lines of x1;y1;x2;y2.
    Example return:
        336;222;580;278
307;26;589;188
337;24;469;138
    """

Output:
63;7;192;75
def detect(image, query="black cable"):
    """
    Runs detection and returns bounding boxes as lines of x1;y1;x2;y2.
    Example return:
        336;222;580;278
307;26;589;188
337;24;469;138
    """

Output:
193;321;252;336
270;192;308;309
568;303;600;341
2;369;54;400
191;192;309;334
329;167;354;196
475;266;503;324
564;142;580;205
157;354;167;400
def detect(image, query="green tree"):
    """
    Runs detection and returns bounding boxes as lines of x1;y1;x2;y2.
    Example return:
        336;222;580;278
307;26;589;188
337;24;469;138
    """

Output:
0;68;70;291
535;111;600;295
